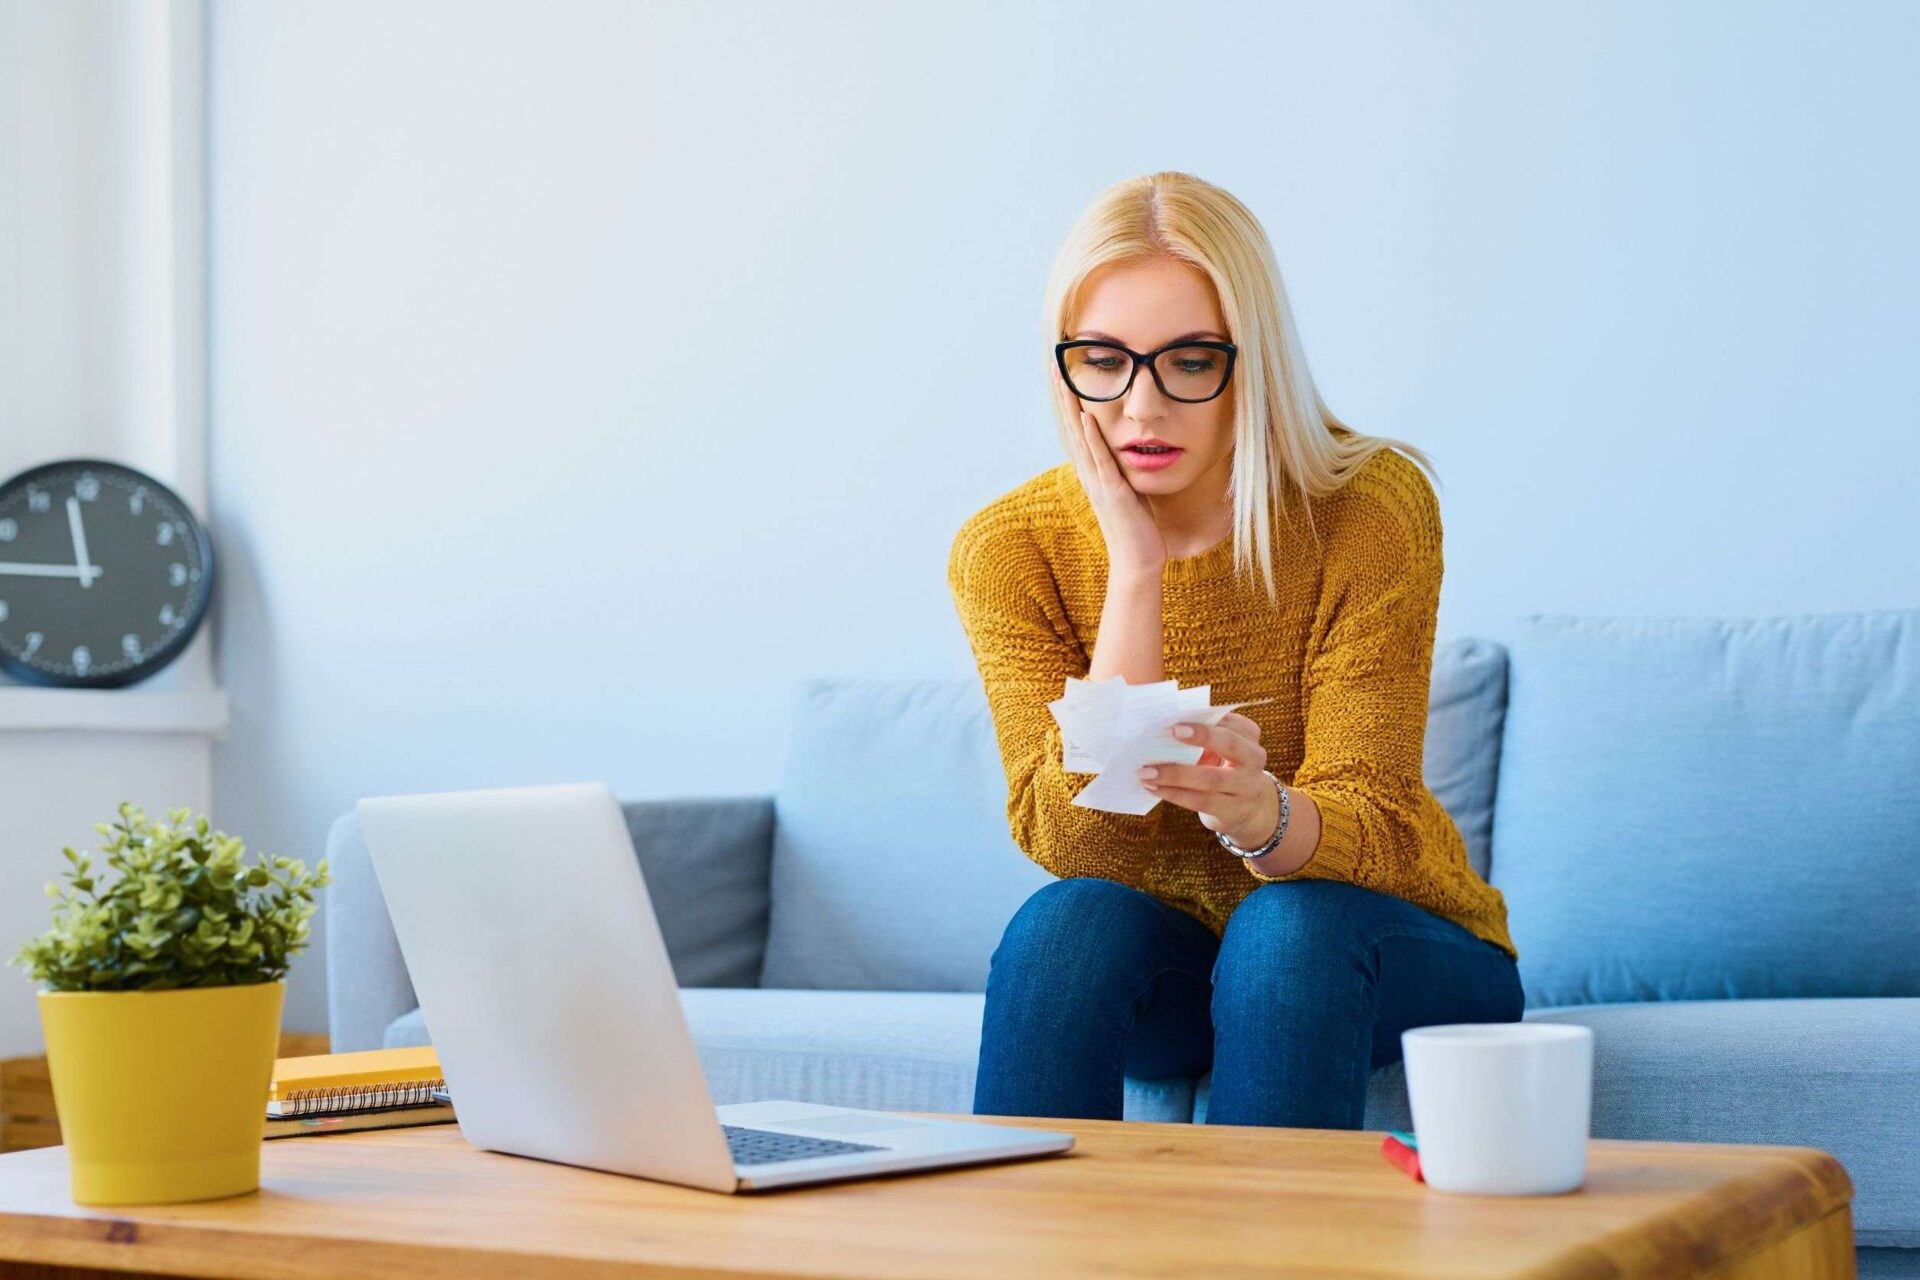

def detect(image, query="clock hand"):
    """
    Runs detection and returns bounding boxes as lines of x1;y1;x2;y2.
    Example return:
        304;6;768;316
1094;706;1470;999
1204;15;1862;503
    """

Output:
0;562;91;579
66;497;101;588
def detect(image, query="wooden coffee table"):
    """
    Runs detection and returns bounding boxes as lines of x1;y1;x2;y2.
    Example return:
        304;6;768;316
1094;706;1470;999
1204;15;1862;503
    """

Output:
0;1115;1853;1279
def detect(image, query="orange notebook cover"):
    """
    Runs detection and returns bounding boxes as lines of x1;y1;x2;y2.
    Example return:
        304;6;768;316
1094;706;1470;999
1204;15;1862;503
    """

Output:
267;1046;445;1116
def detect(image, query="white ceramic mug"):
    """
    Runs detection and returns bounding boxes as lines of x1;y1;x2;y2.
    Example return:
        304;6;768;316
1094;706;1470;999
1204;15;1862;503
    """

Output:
1400;1022;1593;1195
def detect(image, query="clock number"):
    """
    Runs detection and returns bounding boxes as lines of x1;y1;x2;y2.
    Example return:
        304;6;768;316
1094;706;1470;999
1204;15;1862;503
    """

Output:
27;488;49;514
75;474;100;502
129;487;147;516
23;632;42;657
157;522;175;546
122;634;142;659
72;646;92;675
160;604;177;627
0;519;15;541
0;600;8;623
169;562;188;587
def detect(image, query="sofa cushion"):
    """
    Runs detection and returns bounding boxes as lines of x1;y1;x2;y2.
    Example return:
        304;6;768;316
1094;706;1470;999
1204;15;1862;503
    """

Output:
1489;611;1920;1007
1425;637;1507;881
382;990;1195;1122
681;988;1197;1121
1334;999;1918;1247
621;797;775;988
1856;1247;1920;1278
758;677;1052;991
757;646;1508;992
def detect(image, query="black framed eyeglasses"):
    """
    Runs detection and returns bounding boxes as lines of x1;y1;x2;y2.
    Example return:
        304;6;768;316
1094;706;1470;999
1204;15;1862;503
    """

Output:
1054;338;1238;404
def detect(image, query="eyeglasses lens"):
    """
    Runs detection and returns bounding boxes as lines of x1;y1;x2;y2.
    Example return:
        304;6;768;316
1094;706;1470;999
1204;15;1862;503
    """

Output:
1062;345;1229;402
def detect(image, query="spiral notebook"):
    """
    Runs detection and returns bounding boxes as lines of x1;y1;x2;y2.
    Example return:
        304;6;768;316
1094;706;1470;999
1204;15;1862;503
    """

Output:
262;1099;456;1140
266;1046;446;1118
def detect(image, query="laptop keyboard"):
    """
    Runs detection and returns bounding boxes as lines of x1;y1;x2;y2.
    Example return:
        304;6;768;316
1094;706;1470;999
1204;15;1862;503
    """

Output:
722;1124;887;1166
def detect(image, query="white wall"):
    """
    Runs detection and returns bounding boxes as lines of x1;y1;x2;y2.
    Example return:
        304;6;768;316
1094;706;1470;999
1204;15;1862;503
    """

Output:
207;0;1920;1035
0;0;226;1056
0;1;210;524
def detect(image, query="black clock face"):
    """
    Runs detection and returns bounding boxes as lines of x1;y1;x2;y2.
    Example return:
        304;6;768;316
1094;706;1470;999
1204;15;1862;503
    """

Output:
0;460;214;689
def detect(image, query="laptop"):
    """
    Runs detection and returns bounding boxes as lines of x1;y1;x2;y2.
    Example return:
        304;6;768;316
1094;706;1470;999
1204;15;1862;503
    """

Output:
355;781;1074;1192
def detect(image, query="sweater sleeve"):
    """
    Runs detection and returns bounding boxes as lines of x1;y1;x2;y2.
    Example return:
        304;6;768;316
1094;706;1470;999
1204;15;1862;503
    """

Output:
1248;458;1452;890
947;516;1163;880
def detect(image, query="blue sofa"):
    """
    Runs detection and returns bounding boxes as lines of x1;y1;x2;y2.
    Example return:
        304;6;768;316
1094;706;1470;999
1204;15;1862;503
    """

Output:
327;611;1919;1277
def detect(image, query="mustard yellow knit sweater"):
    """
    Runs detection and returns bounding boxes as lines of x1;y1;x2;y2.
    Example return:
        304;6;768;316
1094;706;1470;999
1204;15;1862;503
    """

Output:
947;448;1515;960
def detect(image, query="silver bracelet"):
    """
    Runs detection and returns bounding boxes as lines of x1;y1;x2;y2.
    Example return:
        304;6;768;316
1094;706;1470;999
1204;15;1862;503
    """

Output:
1215;770;1289;860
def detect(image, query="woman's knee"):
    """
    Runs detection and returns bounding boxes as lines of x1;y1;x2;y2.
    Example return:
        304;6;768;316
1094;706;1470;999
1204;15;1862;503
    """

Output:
1214;880;1383;991
988;877;1168;989
1226;877;1384;937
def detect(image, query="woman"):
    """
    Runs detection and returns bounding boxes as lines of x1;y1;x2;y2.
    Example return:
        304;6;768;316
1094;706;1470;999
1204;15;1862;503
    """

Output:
947;171;1521;1128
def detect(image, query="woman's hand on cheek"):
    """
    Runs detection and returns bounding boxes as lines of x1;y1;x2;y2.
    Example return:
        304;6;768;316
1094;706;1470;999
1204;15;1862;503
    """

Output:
1057;373;1166;576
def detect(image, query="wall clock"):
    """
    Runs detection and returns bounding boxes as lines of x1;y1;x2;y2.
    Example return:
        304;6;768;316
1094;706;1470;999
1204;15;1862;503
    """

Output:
0;459;215;689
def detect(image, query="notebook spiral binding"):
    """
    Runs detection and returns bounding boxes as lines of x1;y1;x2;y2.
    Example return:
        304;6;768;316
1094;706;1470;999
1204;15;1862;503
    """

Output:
278;1079;449;1116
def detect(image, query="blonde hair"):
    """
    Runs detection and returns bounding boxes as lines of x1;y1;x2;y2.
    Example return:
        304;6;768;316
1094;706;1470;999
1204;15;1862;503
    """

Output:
1042;170;1438;602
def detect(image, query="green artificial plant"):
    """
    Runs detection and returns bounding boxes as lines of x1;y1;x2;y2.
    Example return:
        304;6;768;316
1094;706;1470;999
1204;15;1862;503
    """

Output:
11;803;332;992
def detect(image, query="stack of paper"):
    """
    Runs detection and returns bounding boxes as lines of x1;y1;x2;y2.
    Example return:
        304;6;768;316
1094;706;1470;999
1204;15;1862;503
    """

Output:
1048;676;1275;816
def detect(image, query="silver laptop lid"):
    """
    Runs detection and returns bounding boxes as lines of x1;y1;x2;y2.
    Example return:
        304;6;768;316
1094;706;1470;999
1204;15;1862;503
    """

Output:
356;781;737;1191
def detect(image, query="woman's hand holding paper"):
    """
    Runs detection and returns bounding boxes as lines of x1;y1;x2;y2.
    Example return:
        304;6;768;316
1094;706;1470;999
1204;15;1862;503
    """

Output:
1137;712;1280;849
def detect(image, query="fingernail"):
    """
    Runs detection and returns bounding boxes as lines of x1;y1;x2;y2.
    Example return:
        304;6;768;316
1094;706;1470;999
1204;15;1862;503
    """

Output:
1172;725;1193;739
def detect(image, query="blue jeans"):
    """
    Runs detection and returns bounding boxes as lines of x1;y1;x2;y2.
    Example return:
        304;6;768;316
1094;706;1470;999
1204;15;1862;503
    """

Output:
973;876;1524;1127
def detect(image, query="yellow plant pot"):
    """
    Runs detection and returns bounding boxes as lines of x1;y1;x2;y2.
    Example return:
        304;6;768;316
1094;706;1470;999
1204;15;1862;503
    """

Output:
37;979;285;1205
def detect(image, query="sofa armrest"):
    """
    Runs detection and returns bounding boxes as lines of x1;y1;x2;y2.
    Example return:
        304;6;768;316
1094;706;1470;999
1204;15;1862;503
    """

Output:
324;808;417;1052
324;795;778;1050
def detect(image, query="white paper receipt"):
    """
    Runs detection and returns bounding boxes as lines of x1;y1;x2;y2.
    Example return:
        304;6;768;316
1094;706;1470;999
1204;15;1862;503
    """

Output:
1047;676;1275;816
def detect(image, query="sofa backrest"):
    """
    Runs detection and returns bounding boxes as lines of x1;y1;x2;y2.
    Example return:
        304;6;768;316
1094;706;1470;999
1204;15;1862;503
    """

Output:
758;676;1051;991
756;637;1511;992
1489;610;1920;1009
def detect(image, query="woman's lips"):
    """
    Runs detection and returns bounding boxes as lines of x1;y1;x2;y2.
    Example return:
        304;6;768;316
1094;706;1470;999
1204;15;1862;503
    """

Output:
1120;446;1184;471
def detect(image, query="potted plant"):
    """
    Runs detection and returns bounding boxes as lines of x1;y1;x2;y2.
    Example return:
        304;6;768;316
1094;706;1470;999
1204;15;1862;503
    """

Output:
10;802;331;1205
